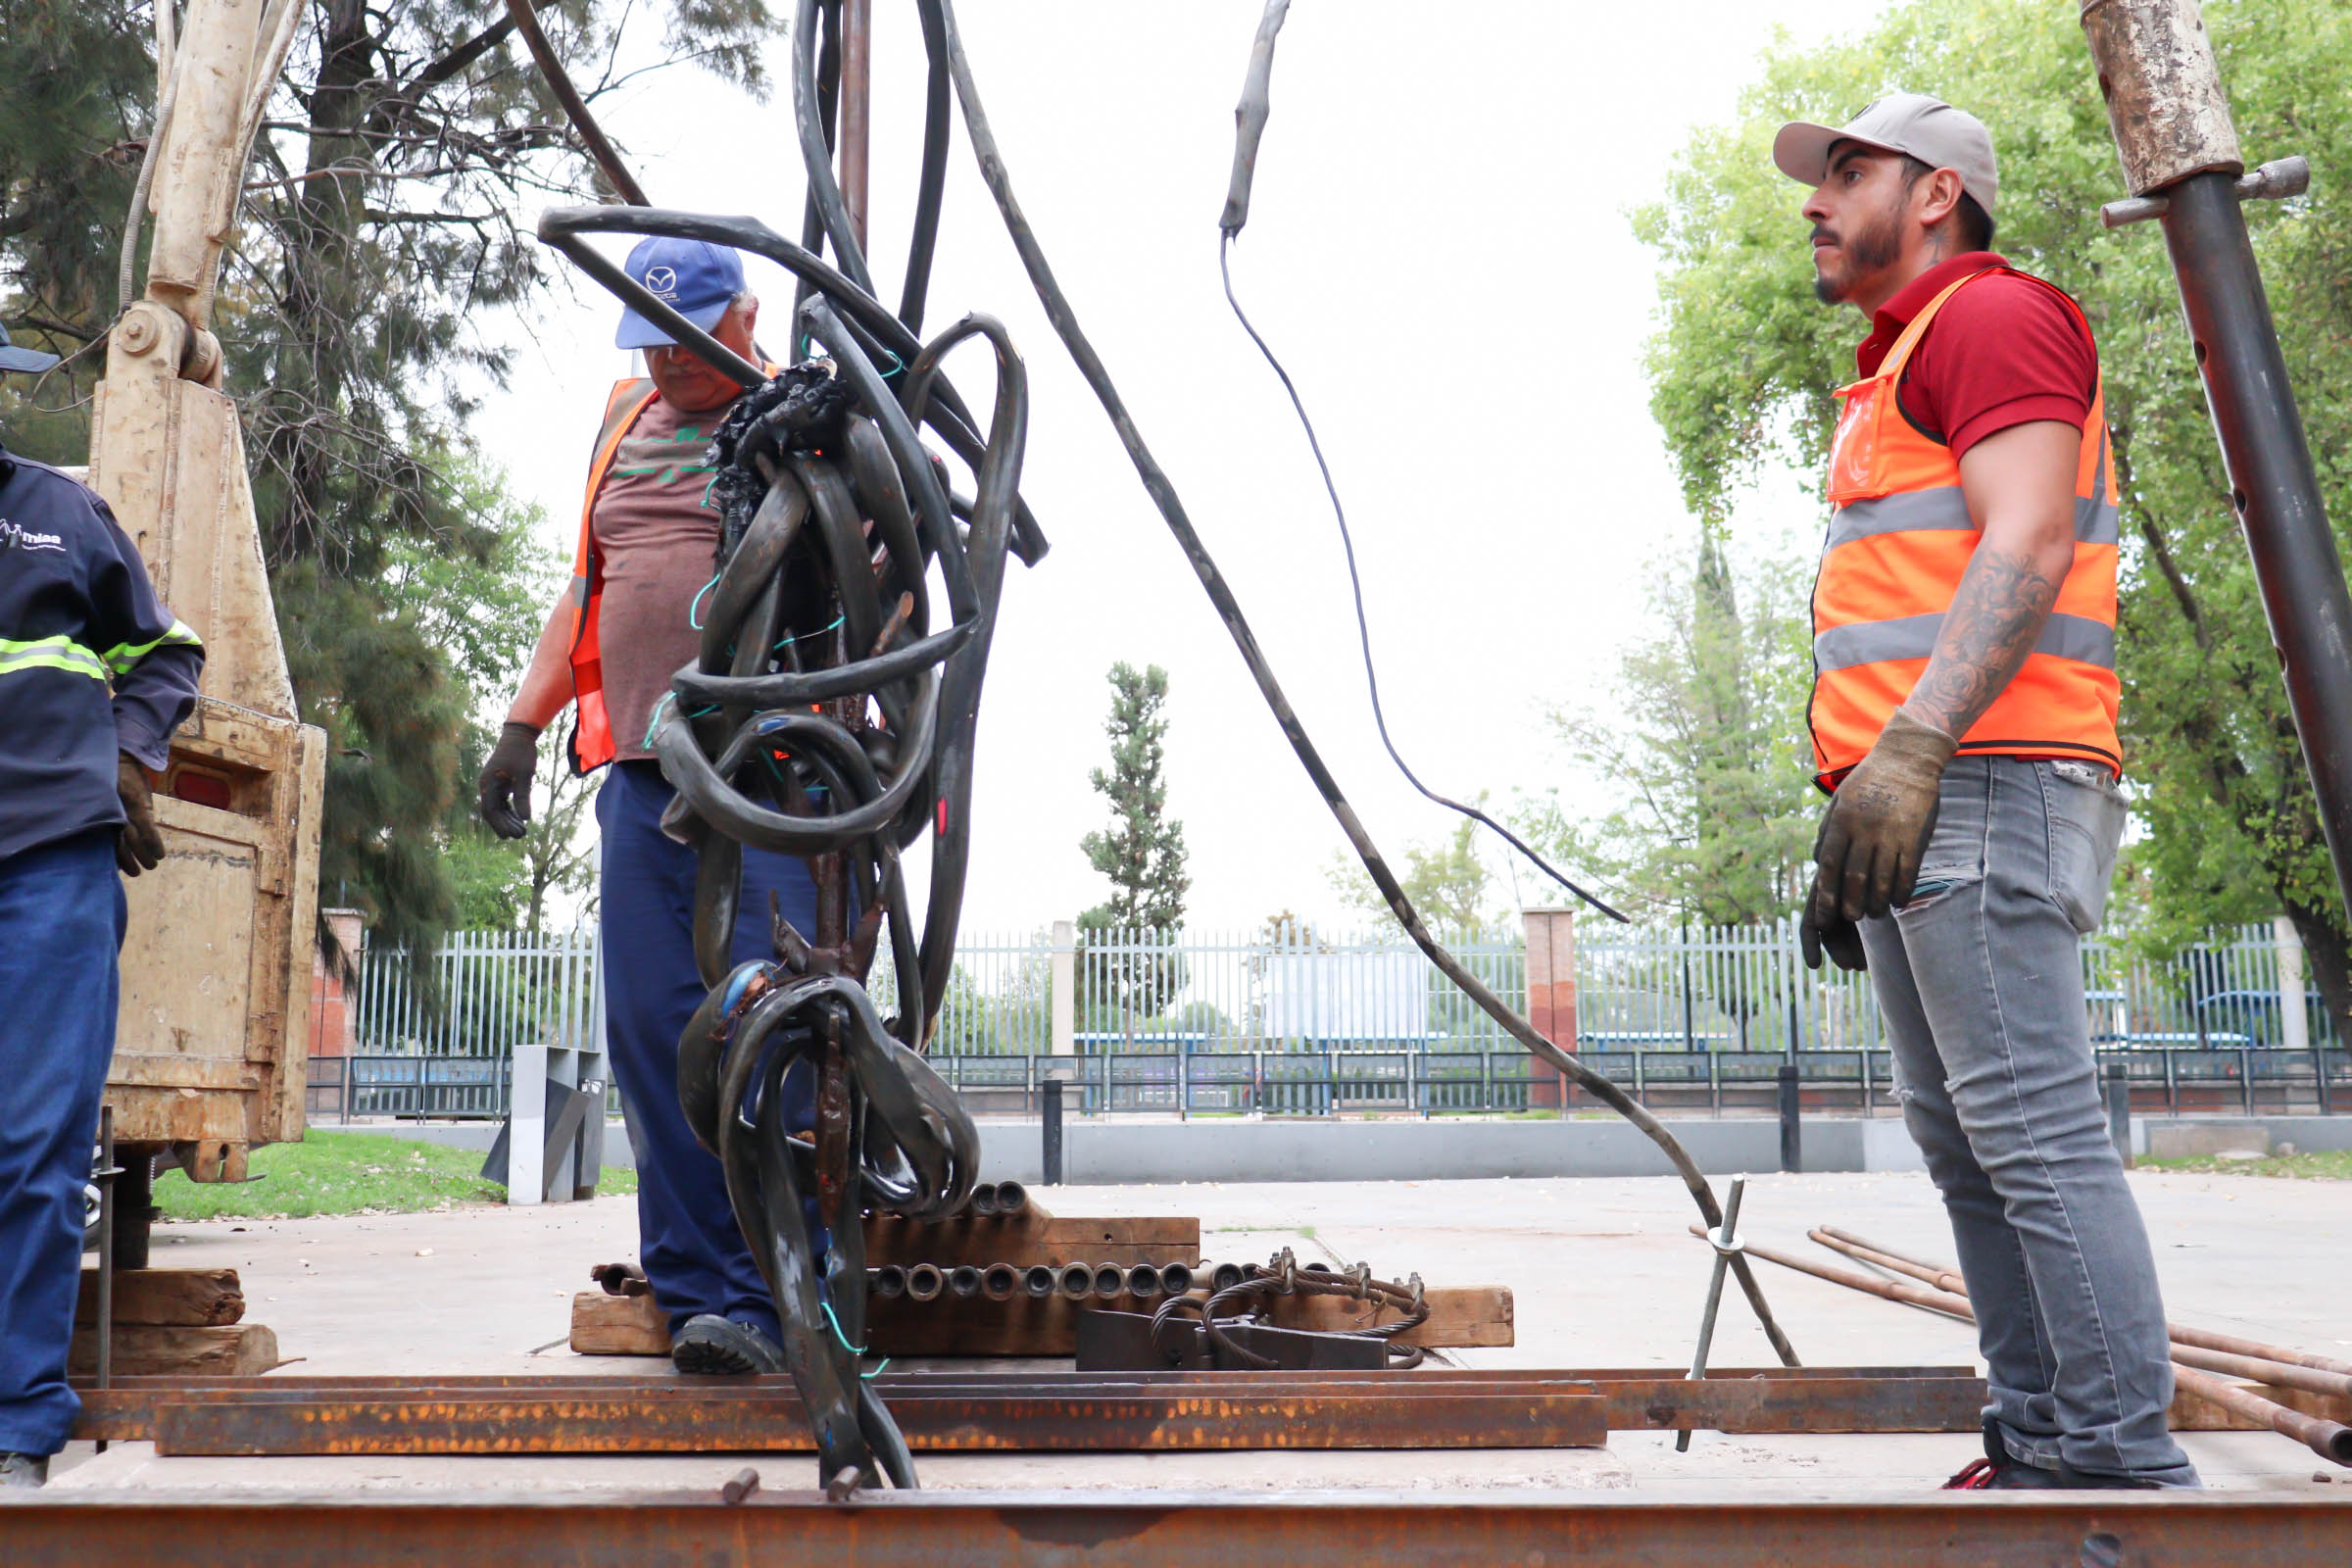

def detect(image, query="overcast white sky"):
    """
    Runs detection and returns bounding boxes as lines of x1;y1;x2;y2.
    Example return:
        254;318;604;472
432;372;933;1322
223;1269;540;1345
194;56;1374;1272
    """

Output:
472;1;1891;936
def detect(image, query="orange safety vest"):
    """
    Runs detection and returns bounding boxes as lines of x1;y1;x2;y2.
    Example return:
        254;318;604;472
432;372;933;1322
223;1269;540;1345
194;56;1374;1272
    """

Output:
1809;266;2120;790
564;366;779;774
564;376;661;774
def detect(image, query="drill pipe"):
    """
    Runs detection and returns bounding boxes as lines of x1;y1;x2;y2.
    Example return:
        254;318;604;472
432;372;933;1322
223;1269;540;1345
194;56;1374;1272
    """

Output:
906;1264;945;1303
1022;1264;1057;1299
1124;1264;1162;1299
869;1265;907;1300
947;1265;983;1300
1056;1264;1092;1301
1092;1263;1126;1299
1159;1262;1194;1297
993;1180;1028;1216
982;1263;1018;1301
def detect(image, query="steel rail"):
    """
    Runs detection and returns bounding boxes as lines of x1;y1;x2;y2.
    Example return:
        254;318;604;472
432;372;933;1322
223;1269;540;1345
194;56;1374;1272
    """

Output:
69;1368;1991;1450
10;1490;2352;1567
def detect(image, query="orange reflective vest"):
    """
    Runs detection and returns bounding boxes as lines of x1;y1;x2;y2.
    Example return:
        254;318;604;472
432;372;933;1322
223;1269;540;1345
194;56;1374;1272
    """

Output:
564;376;661;774
1809;267;2120;790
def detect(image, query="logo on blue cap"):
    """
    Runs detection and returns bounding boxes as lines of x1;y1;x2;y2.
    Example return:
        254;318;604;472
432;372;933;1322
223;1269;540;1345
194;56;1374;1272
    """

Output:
614;239;748;351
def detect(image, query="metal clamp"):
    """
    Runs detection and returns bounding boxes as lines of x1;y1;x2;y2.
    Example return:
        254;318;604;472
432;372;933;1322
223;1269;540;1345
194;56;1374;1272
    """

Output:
1677;1175;1749;1452
2102;154;2311;228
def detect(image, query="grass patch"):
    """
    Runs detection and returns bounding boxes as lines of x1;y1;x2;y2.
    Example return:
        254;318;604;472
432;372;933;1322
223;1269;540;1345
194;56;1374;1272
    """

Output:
154;1131;637;1221
2140;1150;2352;1181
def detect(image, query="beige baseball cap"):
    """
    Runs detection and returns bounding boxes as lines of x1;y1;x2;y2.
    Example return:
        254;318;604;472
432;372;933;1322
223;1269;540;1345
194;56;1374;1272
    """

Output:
1774;92;1998;213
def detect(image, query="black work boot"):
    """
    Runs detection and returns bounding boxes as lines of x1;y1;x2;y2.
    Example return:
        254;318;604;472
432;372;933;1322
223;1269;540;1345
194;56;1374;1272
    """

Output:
672;1314;786;1376
2;1452;48;1489
1943;1420;2069;1490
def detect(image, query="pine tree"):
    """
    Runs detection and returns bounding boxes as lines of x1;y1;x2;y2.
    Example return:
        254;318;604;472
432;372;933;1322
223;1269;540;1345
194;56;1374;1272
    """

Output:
1080;662;1190;929
1077;662;1189;1024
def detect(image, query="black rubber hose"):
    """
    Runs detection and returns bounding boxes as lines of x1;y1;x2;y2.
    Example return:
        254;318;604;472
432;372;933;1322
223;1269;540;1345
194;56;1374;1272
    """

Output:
901;0;953;333
792;0;874;298
928;0;1795;1365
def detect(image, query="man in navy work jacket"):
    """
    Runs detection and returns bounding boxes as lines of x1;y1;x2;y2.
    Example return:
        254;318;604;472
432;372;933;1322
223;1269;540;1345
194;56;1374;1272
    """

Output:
0;323;204;1488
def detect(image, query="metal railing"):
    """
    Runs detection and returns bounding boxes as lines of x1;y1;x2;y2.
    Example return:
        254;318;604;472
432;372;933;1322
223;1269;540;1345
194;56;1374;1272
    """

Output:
327;919;2342;1120
922;1045;2352;1119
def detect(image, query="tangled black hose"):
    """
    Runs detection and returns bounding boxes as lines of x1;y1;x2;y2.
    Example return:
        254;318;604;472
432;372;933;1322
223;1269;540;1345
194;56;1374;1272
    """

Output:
535;0;1049;1495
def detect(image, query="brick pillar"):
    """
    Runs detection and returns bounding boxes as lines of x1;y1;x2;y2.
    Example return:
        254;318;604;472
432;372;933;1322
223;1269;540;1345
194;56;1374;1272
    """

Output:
1522;907;1578;1108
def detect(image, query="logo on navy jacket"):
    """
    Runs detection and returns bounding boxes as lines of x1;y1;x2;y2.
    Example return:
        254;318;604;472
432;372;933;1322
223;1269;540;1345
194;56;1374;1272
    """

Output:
0;517;65;553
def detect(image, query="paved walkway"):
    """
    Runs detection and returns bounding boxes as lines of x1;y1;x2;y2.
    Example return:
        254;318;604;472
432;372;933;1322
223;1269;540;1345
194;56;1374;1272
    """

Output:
48;1168;2352;1496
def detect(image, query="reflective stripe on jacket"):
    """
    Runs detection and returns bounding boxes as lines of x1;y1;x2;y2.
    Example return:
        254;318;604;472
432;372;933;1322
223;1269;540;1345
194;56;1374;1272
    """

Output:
1809;266;2120;790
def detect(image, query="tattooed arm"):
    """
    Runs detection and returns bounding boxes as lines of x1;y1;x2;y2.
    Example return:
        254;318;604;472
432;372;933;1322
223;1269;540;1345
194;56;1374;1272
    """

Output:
1900;419;2082;738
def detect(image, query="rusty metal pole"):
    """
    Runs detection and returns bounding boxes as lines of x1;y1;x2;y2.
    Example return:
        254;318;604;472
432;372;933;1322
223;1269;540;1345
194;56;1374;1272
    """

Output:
2082;1;2352;924
840;0;871;253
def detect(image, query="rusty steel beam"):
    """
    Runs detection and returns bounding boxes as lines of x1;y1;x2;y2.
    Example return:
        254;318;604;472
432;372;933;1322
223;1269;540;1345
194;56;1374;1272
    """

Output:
72;1368;1987;1451
10;1490;2352;1568
134;1390;1611;1457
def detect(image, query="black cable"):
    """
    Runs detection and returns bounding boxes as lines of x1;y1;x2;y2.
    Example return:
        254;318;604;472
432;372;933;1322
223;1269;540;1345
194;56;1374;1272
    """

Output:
1217;235;1626;924
929;0;1795;1366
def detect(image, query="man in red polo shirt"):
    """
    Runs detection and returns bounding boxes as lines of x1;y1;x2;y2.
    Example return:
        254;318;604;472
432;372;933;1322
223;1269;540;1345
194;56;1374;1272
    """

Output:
1776;93;2196;1489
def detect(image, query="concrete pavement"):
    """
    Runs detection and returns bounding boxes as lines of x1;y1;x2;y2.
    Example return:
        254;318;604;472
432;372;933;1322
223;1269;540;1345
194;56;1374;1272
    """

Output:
45;1167;2352;1496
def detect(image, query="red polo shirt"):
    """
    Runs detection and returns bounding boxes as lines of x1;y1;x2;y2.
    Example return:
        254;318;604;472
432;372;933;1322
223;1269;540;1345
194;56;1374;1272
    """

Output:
1855;251;2098;461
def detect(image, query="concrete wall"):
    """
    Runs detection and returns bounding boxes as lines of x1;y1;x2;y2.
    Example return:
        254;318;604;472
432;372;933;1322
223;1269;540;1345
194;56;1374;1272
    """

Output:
312;1110;2352;1186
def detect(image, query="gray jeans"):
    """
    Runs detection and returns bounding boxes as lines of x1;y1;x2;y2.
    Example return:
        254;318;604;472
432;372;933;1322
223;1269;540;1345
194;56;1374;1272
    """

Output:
1859;756;2197;1485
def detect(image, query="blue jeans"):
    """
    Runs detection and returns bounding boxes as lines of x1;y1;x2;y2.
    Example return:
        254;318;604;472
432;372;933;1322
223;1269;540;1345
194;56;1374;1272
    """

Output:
0;830;124;1456
597;761;822;1347
1861;757;2196;1485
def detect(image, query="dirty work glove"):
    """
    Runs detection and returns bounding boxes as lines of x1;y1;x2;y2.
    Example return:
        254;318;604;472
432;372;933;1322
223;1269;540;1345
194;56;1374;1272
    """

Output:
477;720;541;841
116;755;166;877
1799;903;1871;973
1807;707;1959;937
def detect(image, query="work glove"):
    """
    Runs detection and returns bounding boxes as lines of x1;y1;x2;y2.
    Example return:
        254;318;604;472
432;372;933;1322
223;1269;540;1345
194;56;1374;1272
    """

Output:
1801;708;1959;969
477;720;542;841
116;754;165;877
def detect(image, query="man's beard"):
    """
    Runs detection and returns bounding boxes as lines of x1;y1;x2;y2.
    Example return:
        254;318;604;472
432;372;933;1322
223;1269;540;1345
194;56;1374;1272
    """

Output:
1812;203;1904;304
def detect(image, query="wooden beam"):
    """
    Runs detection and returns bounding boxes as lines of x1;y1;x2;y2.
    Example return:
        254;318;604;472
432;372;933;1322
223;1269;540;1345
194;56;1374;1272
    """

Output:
77;1267;244;1327
1264;1288;1514;1349
69;1324;278;1377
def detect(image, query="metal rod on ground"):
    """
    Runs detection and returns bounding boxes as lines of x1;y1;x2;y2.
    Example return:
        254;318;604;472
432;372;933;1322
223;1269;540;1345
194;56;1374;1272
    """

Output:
2082;0;2352;920
1041;1079;1063;1185
1778;1065;1800;1174
1690;1227;1973;1321
1755;1225;2352;1466
2175;1364;2352;1466
1819;1225;2352;1381
1677;1175;1747;1453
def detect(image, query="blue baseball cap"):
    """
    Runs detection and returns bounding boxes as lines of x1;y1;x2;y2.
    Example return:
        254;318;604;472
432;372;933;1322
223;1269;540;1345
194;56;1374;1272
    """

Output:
613;237;748;351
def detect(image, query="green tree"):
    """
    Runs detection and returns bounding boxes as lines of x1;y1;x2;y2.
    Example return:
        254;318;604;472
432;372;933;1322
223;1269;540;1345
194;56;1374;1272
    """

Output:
1633;0;2352;1025
1517;529;1818;927
1;0;779;956
1078;662;1189;1022
1080;662;1190;929
1326;815;1503;932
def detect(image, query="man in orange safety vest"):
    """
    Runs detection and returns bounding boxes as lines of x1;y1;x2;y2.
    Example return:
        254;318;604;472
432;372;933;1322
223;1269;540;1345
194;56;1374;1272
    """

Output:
1777;92;2195;1490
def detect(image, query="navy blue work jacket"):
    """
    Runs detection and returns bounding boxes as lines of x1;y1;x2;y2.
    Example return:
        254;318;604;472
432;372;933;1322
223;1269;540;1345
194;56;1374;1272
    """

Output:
0;445;204;864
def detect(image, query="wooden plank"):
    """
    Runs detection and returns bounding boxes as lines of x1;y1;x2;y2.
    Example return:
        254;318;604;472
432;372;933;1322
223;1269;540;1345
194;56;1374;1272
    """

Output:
76;1268;244;1327
69;1324;278;1378
1264;1287;1514;1349
570;1292;668;1356
862;1213;1200;1270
